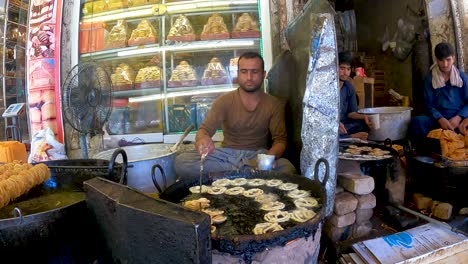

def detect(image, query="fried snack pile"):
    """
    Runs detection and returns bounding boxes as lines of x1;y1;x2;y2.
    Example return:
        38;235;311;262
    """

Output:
427;129;468;160
111;63;135;86
135;66;162;83
0;161;51;208
201;14;228;35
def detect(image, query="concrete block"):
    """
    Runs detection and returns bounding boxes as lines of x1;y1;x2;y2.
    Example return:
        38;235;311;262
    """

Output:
324;221;352;242
355;208;373;224
355;193;376;209
338;173;374;195
415;196;432;210
334;191;358;216
459;207;468;215
433;202;453;220
329;212;356;228
352;221;373;238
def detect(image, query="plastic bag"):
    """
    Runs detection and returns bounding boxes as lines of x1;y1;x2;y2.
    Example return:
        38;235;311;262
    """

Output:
393;18;416;60
28;127;67;162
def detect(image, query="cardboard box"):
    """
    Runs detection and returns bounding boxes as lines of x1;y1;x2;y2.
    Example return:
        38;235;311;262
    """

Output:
351;76;374;109
79;22;107;54
352;223;468;264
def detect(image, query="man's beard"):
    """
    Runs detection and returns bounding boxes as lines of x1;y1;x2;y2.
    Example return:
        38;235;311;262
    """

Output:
240;84;262;93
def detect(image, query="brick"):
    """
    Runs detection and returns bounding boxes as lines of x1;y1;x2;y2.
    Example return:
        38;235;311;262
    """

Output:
338;173;374;195
352;221;373;238
433;202;453;220
459;207;468;215
335;185;344;194
329;212;356;228
334;192;358;216
415;196;432;210
355;208;373;224
324;221;352;242
355;193;376;209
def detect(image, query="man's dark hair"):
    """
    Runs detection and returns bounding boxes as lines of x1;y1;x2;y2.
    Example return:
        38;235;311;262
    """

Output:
434;42;455;60
338;51;352;66
238;51;264;70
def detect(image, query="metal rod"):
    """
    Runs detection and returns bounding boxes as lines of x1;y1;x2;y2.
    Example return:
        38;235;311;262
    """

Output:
392;203;468;237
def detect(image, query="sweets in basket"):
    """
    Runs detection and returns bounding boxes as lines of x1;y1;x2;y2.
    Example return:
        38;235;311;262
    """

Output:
232;13;260;38
200;14;230;40
135;66;162;89
168;60;198;87
427;128;468;166
128;19;158;46
167;15;196;42
104;20;129;49
201;57;228;85
111;63;135;91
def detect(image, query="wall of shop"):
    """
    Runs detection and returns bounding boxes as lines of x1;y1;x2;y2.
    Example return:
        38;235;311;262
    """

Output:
351;0;430;109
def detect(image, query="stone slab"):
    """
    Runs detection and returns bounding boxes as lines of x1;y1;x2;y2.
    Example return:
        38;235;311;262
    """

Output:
355;193;376;210
338;173;375;195
433;202;453;220
329;212;356;228
334;191;358;216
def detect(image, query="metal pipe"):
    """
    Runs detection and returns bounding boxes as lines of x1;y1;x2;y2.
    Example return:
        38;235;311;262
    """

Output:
392;203;468;237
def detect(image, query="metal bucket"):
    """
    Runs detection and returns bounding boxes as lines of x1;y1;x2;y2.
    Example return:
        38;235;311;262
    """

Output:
358;106;413;141
94;144;176;193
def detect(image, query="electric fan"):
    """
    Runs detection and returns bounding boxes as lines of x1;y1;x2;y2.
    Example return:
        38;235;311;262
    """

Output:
62;62;113;158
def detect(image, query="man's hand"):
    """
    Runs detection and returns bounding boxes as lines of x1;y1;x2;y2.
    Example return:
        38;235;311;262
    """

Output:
449;115;462;129
363;115;372;127
339;122;347;134
459;118;468;135
195;135;215;158
438;118;455;130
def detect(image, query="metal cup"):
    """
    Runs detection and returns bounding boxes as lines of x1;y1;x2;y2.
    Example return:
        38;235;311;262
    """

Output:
257;154;275;171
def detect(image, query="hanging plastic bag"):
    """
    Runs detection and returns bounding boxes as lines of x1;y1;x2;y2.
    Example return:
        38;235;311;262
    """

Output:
393;18;416;60
28;127;67;162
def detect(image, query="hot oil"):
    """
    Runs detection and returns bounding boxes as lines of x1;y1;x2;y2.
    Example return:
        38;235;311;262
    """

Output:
0;171;97;220
181;185;322;236
0;191;85;219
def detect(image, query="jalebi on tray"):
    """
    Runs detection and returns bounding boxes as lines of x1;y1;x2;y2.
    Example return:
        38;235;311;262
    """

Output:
0;161;51;208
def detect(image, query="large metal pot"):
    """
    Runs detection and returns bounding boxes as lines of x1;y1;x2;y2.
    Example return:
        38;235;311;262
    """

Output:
358;106;413;141
94;144;176;193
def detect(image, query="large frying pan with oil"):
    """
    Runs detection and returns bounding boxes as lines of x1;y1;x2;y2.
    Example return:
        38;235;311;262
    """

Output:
160;159;329;257
0;150;127;262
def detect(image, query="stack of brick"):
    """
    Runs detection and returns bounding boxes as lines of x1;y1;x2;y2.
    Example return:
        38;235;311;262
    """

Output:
325;173;377;242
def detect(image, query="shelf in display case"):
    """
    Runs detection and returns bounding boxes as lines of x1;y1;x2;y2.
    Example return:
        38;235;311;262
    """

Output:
113;87;161;98
80;38;258;60
117;38;259;57
80;43;161;60
129;84;237;103
81;0;258;23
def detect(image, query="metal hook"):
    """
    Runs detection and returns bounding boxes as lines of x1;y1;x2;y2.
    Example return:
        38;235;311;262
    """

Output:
313;158;329;187
151;164;167;193
108;148;128;185
13;207;23;225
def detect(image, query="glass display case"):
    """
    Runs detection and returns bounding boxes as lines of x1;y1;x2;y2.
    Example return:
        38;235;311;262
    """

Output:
79;0;263;141
0;0;29;141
